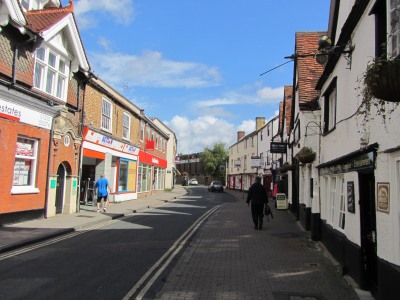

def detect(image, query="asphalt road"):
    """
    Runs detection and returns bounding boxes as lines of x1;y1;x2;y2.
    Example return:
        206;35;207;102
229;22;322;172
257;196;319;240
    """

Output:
0;186;232;300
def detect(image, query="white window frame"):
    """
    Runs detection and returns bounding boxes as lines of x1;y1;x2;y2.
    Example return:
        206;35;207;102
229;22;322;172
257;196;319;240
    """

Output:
122;112;131;141
389;0;400;58
20;0;42;11
33;45;69;101
155;133;159;150
101;98;112;132
324;175;345;232
140;121;145;141
11;136;40;194
328;88;337;130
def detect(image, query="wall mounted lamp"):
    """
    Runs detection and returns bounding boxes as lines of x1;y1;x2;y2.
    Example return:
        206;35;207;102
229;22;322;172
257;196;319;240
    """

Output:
284;35;354;67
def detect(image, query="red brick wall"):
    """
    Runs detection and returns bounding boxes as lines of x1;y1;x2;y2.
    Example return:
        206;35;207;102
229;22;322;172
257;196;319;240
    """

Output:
0;118;50;213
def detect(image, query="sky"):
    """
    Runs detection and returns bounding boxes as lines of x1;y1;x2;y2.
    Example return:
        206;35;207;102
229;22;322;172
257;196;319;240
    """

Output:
65;0;330;154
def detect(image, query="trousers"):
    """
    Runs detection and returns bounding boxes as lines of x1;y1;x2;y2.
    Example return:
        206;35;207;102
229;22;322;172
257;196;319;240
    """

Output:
251;204;264;228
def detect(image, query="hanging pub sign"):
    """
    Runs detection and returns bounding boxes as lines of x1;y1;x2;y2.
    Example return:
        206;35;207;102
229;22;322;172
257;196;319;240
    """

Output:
270;142;287;154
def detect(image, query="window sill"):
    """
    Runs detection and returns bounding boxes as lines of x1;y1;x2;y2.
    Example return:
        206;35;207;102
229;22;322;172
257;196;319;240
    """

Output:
11;186;40;194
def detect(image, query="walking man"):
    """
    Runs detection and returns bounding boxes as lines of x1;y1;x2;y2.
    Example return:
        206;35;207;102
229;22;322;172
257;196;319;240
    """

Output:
246;176;268;230
95;174;111;212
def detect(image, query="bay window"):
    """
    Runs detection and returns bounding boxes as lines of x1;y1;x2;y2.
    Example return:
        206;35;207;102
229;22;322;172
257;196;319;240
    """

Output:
34;46;69;101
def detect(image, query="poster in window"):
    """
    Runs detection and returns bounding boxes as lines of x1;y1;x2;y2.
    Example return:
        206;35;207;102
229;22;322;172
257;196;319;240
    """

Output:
377;182;390;213
347;181;355;213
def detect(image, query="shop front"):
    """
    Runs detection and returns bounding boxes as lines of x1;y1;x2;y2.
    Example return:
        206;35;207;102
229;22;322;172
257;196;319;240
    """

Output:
0;93;58;224
138;151;167;197
81;128;139;203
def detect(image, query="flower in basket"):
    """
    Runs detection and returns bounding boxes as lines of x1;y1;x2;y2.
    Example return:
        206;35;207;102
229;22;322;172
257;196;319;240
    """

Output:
364;56;400;103
279;162;295;173
297;147;316;164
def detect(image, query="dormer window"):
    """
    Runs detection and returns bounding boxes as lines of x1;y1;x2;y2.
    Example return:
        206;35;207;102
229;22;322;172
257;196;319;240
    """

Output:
34;45;69;101
20;0;58;11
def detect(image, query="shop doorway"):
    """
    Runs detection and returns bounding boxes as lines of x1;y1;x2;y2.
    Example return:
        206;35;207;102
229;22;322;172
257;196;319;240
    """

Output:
55;164;66;214
359;172;378;295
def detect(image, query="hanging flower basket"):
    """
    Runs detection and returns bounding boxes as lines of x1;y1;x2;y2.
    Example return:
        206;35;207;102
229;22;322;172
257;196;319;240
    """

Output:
297;147;316;164
364;57;400;103
279;162;295;173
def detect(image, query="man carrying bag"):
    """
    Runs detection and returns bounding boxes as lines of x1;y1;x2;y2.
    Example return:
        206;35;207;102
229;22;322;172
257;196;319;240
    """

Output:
246;176;268;230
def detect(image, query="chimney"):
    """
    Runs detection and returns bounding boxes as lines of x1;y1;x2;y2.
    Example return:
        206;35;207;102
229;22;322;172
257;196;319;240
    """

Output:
140;109;144;116
237;131;245;142
256;117;266;131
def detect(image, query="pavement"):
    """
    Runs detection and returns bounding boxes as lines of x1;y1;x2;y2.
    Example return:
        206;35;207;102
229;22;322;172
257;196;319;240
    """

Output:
0;186;374;300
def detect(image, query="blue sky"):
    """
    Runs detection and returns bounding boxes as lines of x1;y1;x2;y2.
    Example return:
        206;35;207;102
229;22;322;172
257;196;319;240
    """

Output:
67;0;330;154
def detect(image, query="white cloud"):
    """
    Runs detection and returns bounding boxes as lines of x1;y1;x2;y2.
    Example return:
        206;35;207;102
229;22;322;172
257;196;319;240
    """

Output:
237;119;256;135
90;51;222;88
195;85;284;109
74;0;134;28
257;86;285;103
166;116;236;153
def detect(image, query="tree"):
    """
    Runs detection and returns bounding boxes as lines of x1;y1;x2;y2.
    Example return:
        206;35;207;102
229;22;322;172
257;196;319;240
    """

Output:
200;143;228;180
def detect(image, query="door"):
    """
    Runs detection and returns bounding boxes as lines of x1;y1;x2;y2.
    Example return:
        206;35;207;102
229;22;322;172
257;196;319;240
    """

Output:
55;165;66;214
359;172;378;294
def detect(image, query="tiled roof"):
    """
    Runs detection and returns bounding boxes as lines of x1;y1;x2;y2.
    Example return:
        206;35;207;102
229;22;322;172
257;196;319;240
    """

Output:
295;32;326;107
25;1;74;33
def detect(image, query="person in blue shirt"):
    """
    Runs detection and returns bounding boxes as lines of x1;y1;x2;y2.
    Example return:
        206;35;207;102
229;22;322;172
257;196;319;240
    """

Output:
95;174;111;212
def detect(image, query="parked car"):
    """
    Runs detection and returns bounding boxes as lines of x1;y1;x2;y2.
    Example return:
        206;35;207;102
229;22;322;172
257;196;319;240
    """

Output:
208;181;224;192
189;178;198;185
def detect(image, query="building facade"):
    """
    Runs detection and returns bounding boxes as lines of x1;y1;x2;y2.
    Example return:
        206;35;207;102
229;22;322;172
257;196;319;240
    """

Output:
0;0;90;224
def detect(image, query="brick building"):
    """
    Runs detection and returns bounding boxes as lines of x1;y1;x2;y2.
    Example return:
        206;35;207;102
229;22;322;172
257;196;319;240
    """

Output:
0;0;90;224
80;77;169;202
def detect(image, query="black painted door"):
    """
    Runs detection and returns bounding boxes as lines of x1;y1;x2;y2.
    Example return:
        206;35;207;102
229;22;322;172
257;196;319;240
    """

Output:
55;165;65;214
359;172;378;295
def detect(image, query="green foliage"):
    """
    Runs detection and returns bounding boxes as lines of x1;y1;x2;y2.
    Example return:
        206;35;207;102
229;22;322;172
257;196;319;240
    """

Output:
200;143;228;178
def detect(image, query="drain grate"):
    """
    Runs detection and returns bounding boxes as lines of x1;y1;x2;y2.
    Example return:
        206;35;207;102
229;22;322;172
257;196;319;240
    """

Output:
77;215;95;218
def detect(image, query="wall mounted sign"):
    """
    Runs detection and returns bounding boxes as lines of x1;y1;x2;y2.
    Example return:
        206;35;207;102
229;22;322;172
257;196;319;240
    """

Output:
320;152;374;176
0;98;52;129
270;142;287;154
377;182;390;213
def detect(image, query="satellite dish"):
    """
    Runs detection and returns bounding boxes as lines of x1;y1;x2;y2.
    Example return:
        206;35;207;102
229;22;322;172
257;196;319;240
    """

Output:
318;35;332;50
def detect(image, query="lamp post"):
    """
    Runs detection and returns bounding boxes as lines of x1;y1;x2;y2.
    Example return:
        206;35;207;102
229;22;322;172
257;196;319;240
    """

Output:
242;168;246;199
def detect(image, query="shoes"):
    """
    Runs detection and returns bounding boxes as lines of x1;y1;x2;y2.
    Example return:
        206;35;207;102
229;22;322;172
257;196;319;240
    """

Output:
97;209;101;212
103;208;107;212
254;225;258;230
259;225;263;230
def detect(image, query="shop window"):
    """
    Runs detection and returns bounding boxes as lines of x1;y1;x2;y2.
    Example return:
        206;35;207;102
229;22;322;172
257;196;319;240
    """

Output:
118;159;136;192
122;112;130;140
11;136;39;194
34;46;69;101
101;98;112;132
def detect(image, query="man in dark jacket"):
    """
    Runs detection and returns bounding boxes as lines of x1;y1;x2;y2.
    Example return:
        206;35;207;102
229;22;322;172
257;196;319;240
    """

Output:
246;176;268;230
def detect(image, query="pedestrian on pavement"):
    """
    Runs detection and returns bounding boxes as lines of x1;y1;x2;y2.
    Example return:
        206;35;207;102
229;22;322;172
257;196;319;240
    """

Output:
246;176;268;230
94;174;111;212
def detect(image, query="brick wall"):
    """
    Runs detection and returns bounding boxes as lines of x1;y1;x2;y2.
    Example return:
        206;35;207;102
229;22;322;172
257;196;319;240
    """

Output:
0;118;49;214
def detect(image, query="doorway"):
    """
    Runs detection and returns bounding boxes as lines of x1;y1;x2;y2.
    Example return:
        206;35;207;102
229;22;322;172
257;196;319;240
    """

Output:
359;172;378;295
55;164;66;214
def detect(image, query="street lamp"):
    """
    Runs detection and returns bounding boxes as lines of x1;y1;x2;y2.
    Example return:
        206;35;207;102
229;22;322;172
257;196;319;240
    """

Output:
242;168;246;199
